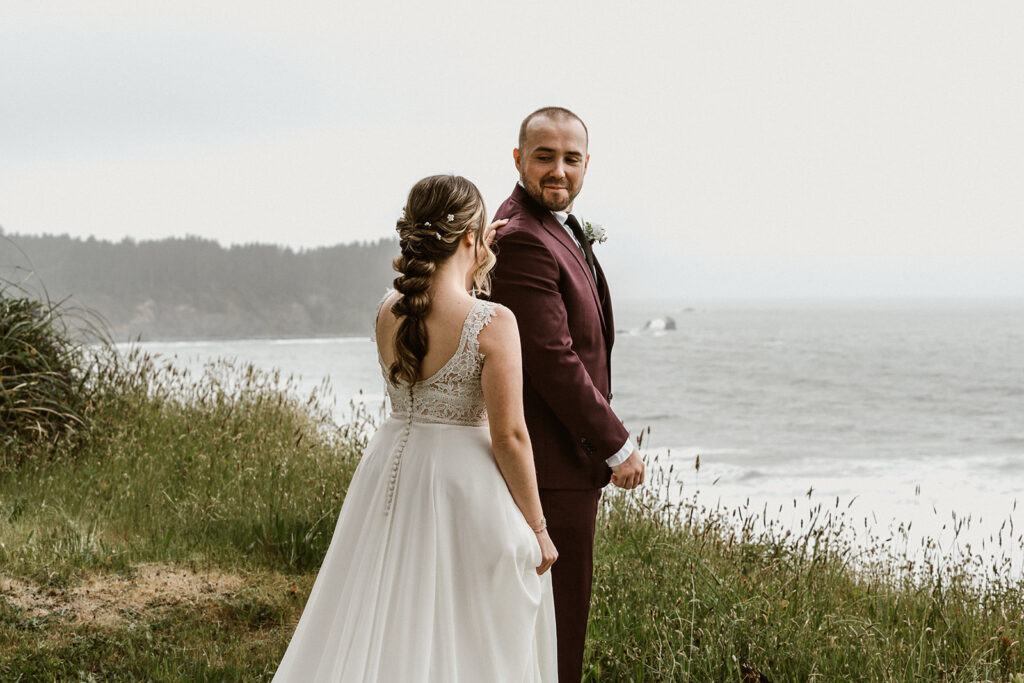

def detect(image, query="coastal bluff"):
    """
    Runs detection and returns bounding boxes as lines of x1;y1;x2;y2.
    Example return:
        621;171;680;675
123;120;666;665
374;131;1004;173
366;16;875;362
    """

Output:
0;231;396;341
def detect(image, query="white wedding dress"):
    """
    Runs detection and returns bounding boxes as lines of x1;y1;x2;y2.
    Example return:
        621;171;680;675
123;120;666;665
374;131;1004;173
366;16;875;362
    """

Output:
272;298;557;682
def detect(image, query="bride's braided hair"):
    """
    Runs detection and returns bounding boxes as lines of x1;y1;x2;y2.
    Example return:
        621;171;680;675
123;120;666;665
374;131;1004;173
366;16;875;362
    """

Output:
389;175;494;386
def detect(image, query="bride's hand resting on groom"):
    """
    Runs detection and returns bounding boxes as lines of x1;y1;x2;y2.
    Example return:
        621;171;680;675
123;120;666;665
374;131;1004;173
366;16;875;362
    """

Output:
610;450;645;490
484;218;506;247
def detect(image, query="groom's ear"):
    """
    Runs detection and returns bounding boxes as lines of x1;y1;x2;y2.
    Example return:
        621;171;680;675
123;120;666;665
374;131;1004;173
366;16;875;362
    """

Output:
513;148;522;173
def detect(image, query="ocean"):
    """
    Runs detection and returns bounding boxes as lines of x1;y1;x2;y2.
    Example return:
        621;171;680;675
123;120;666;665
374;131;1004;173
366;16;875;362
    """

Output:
120;298;1024;575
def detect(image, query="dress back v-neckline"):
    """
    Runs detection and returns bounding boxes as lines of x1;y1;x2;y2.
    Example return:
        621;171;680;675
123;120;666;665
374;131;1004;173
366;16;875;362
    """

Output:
376;297;485;388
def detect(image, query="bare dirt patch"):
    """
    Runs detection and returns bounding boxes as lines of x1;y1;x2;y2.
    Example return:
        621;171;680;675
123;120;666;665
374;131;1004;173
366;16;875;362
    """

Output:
0;563;244;626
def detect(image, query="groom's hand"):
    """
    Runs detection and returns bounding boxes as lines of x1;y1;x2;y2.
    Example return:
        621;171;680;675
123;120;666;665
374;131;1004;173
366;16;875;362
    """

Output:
610;450;645;490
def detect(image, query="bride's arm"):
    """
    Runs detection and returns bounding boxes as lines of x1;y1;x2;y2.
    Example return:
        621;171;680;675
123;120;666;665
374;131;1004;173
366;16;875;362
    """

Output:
478;305;558;575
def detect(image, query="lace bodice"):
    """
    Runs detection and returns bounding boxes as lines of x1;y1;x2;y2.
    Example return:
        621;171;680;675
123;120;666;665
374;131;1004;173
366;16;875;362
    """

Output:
376;297;498;427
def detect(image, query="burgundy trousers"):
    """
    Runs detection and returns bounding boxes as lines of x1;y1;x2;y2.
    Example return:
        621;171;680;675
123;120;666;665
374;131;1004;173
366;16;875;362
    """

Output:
539;488;603;683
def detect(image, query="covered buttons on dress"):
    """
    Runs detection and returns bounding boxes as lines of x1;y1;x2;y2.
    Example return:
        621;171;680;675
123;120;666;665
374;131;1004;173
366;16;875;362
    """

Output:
384;387;414;516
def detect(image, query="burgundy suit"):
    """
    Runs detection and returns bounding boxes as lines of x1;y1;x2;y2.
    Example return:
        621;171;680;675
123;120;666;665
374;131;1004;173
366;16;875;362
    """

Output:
489;184;629;682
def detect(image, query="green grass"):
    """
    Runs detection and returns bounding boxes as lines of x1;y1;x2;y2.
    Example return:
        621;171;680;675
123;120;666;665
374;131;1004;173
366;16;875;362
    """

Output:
1;347;1023;680
1;348;369;681
2;349;369;579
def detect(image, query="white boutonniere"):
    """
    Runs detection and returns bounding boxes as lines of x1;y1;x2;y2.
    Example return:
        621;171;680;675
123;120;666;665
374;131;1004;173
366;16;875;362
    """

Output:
582;220;607;244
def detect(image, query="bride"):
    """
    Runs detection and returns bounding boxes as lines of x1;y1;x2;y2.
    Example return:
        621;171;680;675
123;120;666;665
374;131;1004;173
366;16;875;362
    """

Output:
272;175;558;682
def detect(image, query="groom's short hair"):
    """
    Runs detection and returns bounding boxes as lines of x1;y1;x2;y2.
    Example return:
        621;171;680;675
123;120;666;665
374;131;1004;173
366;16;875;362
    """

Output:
518;107;589;151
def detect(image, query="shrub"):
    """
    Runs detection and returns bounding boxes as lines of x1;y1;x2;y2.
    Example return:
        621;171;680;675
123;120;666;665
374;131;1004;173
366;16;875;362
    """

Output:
0;280;107;467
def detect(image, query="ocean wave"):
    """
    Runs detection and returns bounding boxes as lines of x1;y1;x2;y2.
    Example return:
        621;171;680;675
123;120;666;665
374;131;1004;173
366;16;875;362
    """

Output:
269;336;369;346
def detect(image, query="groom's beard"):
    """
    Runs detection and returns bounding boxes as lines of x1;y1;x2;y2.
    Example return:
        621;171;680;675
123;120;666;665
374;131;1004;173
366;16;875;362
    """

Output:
522;176;580;212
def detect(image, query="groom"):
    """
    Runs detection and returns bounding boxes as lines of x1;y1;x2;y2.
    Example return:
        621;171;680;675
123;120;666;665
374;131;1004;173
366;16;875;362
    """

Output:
489;106;645;682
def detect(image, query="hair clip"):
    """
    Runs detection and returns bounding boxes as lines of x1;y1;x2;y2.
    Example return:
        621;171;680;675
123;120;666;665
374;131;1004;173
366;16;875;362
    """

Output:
447;214;455;222
424;221;431;227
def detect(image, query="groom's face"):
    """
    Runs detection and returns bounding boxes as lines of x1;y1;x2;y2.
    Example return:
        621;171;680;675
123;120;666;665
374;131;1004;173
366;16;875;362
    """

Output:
515;116;589;212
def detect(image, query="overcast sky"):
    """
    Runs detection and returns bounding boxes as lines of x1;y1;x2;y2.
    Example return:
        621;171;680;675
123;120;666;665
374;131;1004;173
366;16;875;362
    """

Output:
2;1;1022;299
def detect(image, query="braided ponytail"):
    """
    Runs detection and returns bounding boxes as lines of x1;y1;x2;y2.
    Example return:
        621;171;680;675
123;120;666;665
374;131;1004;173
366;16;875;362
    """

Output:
388;175;491;386
389;251;435;385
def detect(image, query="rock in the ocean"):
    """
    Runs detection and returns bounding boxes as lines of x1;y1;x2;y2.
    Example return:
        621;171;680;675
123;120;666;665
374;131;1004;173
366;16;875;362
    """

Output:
642;316;677;332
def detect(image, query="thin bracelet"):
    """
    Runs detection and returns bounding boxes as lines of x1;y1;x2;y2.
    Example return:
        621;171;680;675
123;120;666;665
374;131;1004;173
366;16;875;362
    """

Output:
530;517;547;534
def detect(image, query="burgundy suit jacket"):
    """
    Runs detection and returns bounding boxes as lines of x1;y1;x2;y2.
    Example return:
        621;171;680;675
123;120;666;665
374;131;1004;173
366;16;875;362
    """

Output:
489;184;629;490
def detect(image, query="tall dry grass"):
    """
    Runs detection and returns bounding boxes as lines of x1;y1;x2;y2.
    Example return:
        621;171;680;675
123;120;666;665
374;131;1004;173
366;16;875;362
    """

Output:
585;446;1024;681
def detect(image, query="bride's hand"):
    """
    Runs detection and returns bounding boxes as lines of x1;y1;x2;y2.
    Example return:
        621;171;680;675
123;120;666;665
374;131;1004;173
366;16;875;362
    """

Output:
535;529;558;575
484;218;508;248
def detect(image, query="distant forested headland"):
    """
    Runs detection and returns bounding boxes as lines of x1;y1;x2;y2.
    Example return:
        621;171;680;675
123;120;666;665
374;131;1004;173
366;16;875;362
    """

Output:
0;229;398;341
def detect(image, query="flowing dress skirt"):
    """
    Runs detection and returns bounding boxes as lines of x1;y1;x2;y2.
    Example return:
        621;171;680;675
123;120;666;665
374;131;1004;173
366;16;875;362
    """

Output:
272;416;557;682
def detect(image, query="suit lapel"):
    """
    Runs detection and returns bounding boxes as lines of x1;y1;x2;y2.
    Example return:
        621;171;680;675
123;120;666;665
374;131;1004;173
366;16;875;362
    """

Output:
537;212;608;337
509;184;609;337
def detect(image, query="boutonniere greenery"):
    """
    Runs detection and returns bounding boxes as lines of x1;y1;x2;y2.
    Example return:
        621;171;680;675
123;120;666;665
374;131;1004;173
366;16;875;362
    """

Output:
582;220;608;244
